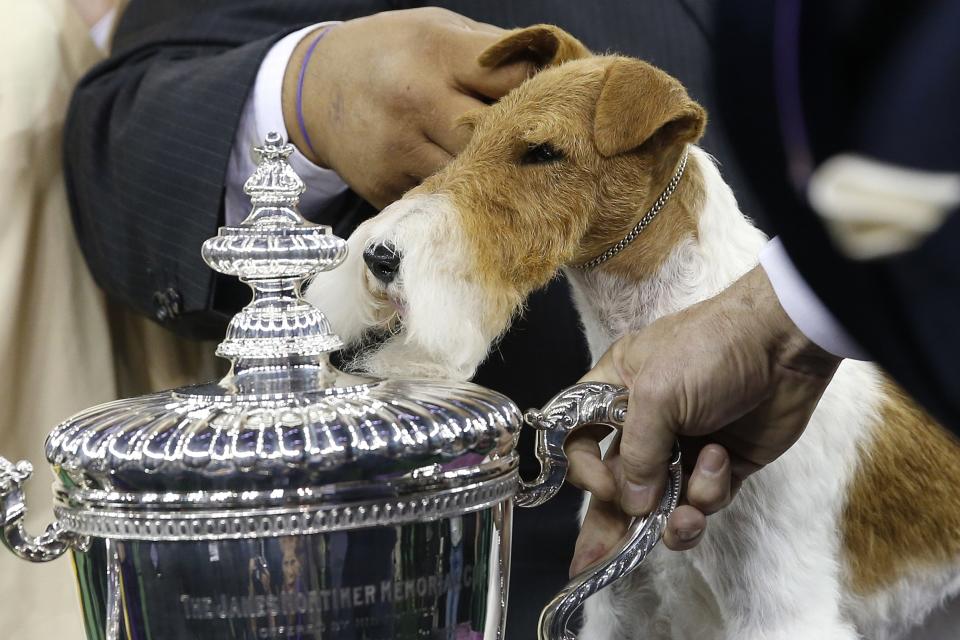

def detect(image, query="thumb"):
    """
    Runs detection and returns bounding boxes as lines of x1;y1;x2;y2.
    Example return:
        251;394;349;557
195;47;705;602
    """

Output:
617;380;679;517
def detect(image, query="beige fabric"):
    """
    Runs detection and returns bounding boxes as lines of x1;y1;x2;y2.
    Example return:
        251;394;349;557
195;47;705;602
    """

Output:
0;1;219;638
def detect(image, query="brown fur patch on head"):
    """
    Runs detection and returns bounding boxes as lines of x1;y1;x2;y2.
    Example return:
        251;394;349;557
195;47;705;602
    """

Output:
415;59;602;297
411;55;708;321
577;146;705;282
478;24;590;70
579;58;707;279
842;377;960;594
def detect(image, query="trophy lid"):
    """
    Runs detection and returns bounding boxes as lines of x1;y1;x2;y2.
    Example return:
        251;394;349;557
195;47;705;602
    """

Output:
45;134;521;501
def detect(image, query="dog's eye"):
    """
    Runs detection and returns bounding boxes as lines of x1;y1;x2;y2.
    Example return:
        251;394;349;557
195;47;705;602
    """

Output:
521;142;564;165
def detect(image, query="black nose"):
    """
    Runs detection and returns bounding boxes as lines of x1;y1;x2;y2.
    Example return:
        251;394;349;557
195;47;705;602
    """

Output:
363;242;402;284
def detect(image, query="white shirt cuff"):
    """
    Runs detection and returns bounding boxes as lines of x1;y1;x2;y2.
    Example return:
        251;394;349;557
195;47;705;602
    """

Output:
226;23;348;226
759;237;867;360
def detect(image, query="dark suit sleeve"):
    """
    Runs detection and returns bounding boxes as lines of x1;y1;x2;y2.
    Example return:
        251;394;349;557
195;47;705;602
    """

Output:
715;0;960;430
64;1;386;339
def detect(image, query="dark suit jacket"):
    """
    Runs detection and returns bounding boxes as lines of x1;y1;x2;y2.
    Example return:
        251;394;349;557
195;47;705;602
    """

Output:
64;2;753;633
716;0;960;430
64;0;763;341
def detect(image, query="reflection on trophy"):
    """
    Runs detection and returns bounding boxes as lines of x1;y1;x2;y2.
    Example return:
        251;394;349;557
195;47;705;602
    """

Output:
0;134;680;640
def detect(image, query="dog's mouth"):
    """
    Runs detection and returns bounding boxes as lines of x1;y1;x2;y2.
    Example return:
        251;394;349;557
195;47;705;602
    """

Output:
366;274;407;336
384;297;405;336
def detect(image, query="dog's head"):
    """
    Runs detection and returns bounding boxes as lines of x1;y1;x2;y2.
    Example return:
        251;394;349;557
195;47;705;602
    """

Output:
308;25;706;379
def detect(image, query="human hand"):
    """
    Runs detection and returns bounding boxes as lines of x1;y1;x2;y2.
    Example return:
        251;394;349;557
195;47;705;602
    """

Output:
566;266;841;575
283;8;533;209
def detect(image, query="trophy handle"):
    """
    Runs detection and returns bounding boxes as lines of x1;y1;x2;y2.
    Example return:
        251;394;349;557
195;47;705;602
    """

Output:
1;455;83;562
515;382;682;640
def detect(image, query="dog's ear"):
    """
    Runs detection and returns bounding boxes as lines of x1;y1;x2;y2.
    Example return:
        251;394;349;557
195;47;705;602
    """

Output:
594;58;706;158
478;24;590;70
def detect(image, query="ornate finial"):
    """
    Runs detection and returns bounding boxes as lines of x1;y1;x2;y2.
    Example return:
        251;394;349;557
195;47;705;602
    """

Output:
201;134;347;381
241;134;306;224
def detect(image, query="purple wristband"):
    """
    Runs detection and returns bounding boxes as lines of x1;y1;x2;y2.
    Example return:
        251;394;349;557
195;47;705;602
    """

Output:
296;25;335;161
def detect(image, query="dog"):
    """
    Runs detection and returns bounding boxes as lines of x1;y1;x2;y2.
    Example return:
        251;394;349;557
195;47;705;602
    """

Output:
306;25;960;640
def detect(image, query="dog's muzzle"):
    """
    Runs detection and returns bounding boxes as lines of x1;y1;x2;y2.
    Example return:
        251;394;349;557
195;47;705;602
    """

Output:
363;241;401;284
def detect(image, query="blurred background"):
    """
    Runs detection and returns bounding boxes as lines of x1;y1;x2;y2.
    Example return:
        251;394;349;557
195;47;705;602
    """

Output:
0;1;957;639
0;1;220;637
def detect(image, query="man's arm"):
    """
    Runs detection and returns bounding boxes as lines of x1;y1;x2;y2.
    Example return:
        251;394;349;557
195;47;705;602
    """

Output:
224;24;351;228
63;1;389;339
65;2;532;339
65;0;386;337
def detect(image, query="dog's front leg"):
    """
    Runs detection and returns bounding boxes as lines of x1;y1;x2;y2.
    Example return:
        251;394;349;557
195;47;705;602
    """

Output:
580;554;672;640
681;454;861;640
577;485;674;640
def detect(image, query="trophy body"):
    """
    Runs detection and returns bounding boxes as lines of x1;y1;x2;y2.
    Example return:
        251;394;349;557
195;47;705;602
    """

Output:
70;510;511;640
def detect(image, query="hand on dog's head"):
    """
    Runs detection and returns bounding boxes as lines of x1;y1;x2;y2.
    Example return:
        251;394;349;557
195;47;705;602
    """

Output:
307;25;708;382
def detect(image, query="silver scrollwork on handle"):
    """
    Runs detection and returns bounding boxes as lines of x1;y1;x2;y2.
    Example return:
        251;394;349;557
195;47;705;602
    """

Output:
1;455;84;562
515;383;682;640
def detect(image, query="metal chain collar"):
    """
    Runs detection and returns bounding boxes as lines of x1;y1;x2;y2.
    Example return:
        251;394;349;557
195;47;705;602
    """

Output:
576;149;689;271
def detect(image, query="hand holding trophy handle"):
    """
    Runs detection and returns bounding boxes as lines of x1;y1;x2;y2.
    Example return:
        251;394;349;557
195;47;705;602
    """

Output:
516;382;682;640
0;455;84;562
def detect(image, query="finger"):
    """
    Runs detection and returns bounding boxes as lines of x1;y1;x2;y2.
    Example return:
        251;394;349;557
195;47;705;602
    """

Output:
423;93;488;155
433;9;506;37
461;17;506;36
685;444;733;516
458;60;533;100
711;426;773;482
618;380;680;517
662;504;707;551
365;139;453;208
404;141;454;182
448;30;534;100
570;495;630;577
565;430;617;501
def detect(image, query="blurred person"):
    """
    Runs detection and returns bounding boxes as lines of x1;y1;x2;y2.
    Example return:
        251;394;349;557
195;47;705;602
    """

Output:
0;3;114;637
0;1;217;638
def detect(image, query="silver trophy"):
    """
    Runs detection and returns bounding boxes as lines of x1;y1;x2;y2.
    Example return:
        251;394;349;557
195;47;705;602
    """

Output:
0;134;680;640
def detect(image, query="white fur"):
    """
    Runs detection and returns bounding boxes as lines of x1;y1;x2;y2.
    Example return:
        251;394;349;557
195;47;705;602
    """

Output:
567;149;767;362
307;195;501;380
844;562;960;640
306;147;960;638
